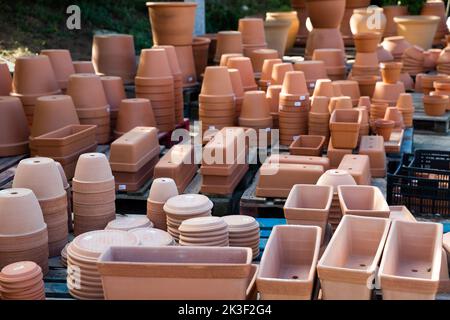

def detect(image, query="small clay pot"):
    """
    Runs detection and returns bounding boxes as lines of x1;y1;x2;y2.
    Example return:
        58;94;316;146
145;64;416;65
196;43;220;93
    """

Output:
115;98;157;136
384;107;404;129
250;49;279;73
227;57;257;91
423;94;449;116
239;91;273;128
351;75;379;98
353;32;382;53
260;58;283;82
375;119;395;141
67;74;108;109
306;0;345;28
200;66;234;96
137;48;173;79
281;71;308;96
294;61;328;84
40;49;75;90
266;85;282;114
380;62;403;84
310;96;330;114
0;97;29;157
0;62;12;95
238;18;266;45
332;80;360;106
214;31;243;63
73;153;113;183
73;61;96;74
313;79;334;97
377;45;394;62
219;53;244;67
271;63;294;85
381;36;411;60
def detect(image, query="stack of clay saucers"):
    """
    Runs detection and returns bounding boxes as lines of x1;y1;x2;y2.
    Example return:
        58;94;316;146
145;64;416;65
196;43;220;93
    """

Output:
60;243;69;267
105;215;153;231
0;261;45;300
72;153;116;236
178;216;229;247
437;48;450;75
128;228;175;247
66;230;139;300
223;215;260;259
401;46;425;76
163;194;213;241
146;178;179;231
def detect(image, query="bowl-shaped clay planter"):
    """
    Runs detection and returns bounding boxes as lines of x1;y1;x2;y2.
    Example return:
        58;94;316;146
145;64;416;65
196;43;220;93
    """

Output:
0;97;29;157
380;62;403;84
40;49;75;90
379;220;443;300
289;135;325;156
394;16;440;50
306;0;345;28
146;2;197;46
257;225;321;300
338;185;390;218
317;214;391;300
423;94;448;116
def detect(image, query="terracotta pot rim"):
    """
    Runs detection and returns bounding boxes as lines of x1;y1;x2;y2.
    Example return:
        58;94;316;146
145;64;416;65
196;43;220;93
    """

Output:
375;119;395;127
146;2;197;8
379;62;403;70
393;15;440;24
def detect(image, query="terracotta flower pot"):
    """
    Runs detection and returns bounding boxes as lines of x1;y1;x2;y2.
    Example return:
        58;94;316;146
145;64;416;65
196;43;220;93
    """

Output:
136;48;173;79
92;34;136;84
101;77;126;111
239;91;272;128
375;119;395;141
377;44;394;62
257;225;321;300
310;96;330;113
423;93;449;116
332;80;360;106
146;2;197;46
192;37;211;79
238;18;266;46
337;154;372;186
372;81;405;106
394;16;440;50
40;49;75;90
219;53;244;67
0;62;12;95
227;57;257;91
249;49;279;74
67;74;108;109
173;45;198;88
379;220;443;300
281;71;309;96
306;0;345;28
384;107;404;129
114;99;157;137
329;109;362;149
380;62;403;84
353;32;382;53
73;61;96;74
271;63;294;85
351;75;378;98
306;29;346;62
359;135;386;177
294;61;328;91
383;5;408;38
313;79;334;97
289;135;325;157
200;66;234;96
214;31;244;63
0;97;29;157
266;11;299;52
350;7;386;36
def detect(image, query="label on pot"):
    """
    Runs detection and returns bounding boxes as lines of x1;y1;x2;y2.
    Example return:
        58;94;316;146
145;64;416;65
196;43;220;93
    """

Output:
188;76;194;83
118;185;127;191
300;95;306;101
293;135;300;140
295;101;302;107
209;125;216;130
309;83;315;88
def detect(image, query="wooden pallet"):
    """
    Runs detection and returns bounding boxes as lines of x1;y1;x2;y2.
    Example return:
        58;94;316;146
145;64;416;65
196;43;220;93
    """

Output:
412;92;450;134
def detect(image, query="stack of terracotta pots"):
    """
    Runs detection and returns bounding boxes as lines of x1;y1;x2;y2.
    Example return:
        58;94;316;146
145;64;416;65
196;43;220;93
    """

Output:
72;153;116;236
259;58;282;91
372;62;405;106
305;0;346;59
249;49;279;76
223;215;260;259
266;84;282;128
114;98;157;138
0;97;29;157
227;57;258;92
41;49;75;93
423;93;449;116
101;76;126;133
92;34;136;84
0;188;49;274
109;127;160;192
370;102;389;127
228;68;245;122
11;55;61;126
437;48;450;75
401;46;425;76
178;216;229;247
432;79;450;111
163;194;213;241
199;66;235;131
73;61;96;74
105;215;153;231
66;230;139;300
291;0;309;45
294;61;328;94
341;0;371;46
421;74;449;94
147;178;179;231
0;261;45;300
312;49;346;80
382;36;411;62
384;107;404;130
192;36;211;79
421;0;448;46
279;71;310;146
263;19;291;58
0;62;12;95
396;93;414;127
308;96;330;143
135;48;175;132
12;158;68;258
238;18;267;57
67;74;110;144
146;2;198;88
214;31;243;64
239;91;273;139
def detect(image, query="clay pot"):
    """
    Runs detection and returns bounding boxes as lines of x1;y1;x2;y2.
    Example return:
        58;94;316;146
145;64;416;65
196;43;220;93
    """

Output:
353;32;382;53
294;61;328;91
174;45;198;87
372;81;405;106
114;99;157;137
423;94;449;116
380;62;403;84
101;77;126;111
310;96;330;114
381;36;412;61
92;34;136;84
351;76;378;97
239;91;272;128
379;220;443;300
214;31;243;63
383;5;408;38
312;48;345;71
306;0;345;28
329;109;362;149
394;16;440;50
263;20;291;58
266;11;299;51
306;29;346;61
289;135;325;157
359;135;386;177
0;62;12;95
200;66;234;96
350;7;386;36
238;18;266;46
375;119;395;141
74;153;113;184
281;71;309;96
384;107;404;129
0;97;29;157
377;44;394;62
337;154;371;186
40;49;75;90
271;63;294;85
318;214;391;300
338;185;389;217
192;37;211;79
421;0;448;45
0;261;46;300
313;79;334;97
227;57;257;91
73;61;96;74
257;225;321;300
332;80;360;106
249;49;279;74
105;215;152;231
219;53;244;67
67;73;108;109
146;2;197;46
136;48;172;79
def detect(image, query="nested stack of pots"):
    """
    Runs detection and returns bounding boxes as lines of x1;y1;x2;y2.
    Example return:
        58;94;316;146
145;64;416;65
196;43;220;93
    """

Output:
135;48;175;132
0;188;49;274
67;74;111;144
214;31;244;64
372;62;405;107
12;158;68;258
0;261;46;300
73;61;96;74
40;49;75;93
114;98;157;138
101;76;126;133
278;71;310;146
72;153;116;236
228;68;245;123
294;60;328;95
92;34;136;85
266;84;282;129
66;230;139;300
227;57;258;92
146;178;179;231
308;96;330;144
396;93;415;127
437;48;450;75
312;49;346;81
163;194;213;241
370;102;389;130
199;66;235;132
401;46;425;76
238;91;273;143
0;96;30;157
238;18;268;57
178;216;229;247
223;215;260;259
153;45;184;125
258;58;282;92
0;62;12;95
11;55;61;126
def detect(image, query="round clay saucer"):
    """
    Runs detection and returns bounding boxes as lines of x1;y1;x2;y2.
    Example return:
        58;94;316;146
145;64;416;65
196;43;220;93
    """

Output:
164;194;213;216
223;215;258;229
178;216;227;233
128;228;174;247
0;261;42;283
105;215;153;231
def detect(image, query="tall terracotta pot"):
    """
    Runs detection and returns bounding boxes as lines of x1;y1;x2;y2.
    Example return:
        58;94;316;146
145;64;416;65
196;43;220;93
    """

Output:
264;20;291;58
266;11;300;52
192;37;211;79
306;0;345;28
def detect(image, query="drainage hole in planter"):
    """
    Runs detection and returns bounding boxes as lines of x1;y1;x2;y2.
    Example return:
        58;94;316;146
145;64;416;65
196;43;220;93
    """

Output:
292;275;298;279
359;264;366;267
33;160;40;163
411;269;418;273
427;268;432;272
10;192;18;195
348;167;353;170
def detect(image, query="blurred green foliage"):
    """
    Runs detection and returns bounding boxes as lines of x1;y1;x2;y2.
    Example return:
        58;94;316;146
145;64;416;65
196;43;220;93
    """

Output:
380;0;438;15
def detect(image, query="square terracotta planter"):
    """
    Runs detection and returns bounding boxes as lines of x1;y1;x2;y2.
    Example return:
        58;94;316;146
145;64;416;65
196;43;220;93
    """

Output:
338;185;390;218
337;154;372;185
97;245;252;300
329;109;362;149
379;220;443;300
284;184;333;244
317;215;391;300
257;225;321;300
289;135;325;156
359;135;387;178
326;140;353;169
389;206;416;222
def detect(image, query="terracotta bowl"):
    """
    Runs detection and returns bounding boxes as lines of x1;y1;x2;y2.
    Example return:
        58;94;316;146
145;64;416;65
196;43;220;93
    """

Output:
423;94;449;116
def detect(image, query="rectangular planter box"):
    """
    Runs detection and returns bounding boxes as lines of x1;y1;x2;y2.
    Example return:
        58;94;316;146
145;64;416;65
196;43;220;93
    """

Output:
330;109;361;149
289;135;325;156
317;215;391;300
97;246;252;300
327;140;353;169
379;220;442;300
359;135;387;178
257;225;321;300
337;154;372;185
268;154;330;170
338;185;390;218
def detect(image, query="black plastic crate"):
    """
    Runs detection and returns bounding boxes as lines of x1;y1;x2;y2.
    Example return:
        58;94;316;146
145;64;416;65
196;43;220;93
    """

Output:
410;150;450;172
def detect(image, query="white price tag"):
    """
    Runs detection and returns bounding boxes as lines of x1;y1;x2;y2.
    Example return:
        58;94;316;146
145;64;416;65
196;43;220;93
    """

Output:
309;83;315;88
293;135;300;140
118;185;127;191
265;127;271;132
188;76;194;82
300;95;306;101
209;125;216;130
294;101;301;107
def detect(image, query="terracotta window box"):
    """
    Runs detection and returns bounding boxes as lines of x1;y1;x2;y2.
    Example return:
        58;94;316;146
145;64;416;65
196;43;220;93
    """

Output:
113;156;160;192
337;154;372;185
201;164;249;195
338;185;390;218
268;154;330;171
257;225;321;300
289;135;326;156
329;109;362;149
358;135;387;178
317;215;391;300
379;220;443;300
326;140;353;169
284;184;333;244
97;245;252;300
154;144;198;193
